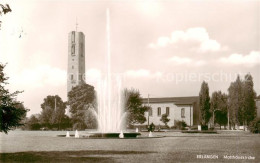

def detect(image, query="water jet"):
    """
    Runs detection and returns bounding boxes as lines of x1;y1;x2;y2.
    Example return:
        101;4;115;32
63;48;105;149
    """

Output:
66;131;70;137
75;130;79;138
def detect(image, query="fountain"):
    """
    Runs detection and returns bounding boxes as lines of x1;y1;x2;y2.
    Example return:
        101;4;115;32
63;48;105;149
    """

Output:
94;8;124;133
58;9;145;139
88;8;140;138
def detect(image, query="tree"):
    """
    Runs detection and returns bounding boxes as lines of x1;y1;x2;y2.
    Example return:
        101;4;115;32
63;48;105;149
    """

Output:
210;91;228;128
67;83;96;130
0;4;11;15
40;95;66;130
249;117;260;133
0;63;28;133
215;110;228;129
148;123;155;132
227;74;257;129
228;76;245;128
243;74;256;125
199;81;211;126
59;115;72;130
84;109;97;129
0;3;12;30
26;114;41;130
124;88;149;126
256;95;260;99
160;114;170;127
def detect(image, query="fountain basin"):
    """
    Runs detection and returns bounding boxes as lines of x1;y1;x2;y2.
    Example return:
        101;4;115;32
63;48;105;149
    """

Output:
57;133;141;138
57;132;166;139
87;132;141;138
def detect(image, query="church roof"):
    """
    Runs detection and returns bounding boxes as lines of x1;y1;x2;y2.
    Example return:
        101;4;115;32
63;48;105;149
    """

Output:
142;96;199;105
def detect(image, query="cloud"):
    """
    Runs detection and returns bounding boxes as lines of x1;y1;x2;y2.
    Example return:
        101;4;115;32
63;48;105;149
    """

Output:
149;27;223;52
168;56;206;67
85;68;102;83
136;1;163;17
86;68;102;79
200;39;221;52
219;51;260;66
194;60;207;67
9;65;66;89
169;56;192;65
124;69;162;78
125;69;150;78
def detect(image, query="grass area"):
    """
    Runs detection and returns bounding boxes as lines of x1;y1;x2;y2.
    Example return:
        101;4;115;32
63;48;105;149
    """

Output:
0;131;259;162
0;148;259;162
0;150;154;162
182;130;217;134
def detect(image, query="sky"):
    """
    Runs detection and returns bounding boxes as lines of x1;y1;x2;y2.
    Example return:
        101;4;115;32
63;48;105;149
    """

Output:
0;0;259;116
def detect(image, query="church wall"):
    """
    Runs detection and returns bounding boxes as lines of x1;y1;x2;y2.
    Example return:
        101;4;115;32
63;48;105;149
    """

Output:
145;103;175;127
144;102;194;127
174;105;193;126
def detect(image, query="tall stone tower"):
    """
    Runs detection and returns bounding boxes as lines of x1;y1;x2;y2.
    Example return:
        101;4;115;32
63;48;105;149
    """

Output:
67;31;85;95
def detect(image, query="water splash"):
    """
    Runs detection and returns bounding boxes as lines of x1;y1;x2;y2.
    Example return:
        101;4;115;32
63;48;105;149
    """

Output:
148;131;153;137
94;8;125;133
66;131;70;137
119;130;124;138
75;130;79;138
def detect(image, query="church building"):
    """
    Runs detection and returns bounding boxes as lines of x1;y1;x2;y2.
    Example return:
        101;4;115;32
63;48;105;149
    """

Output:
142;96;200;127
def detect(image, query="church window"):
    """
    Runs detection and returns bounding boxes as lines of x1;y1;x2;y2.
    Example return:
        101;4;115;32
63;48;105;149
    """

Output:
149;108;152;116
158;107;161;116
71;45;75;55
181;108;185;118
79;74;82;80
166;107;170;116
72;66;74;69
80;43;84;57
72;32;75;43
71;74;73;80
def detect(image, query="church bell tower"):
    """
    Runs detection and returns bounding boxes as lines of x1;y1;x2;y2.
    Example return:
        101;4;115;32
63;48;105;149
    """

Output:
67;30;85;95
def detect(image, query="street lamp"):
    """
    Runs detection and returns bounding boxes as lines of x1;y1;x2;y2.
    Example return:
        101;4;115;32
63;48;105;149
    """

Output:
212;109;220;128
190;104;192;130
147;94;150;126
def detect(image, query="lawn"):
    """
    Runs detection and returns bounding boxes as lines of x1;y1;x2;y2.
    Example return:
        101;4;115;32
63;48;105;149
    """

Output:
0;130;259;162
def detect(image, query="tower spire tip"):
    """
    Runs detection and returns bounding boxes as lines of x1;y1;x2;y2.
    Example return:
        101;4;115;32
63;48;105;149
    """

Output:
76;17;78;32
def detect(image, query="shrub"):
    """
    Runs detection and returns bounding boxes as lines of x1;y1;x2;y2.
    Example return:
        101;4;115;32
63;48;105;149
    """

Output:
175;120;187;130
191;125;198;130
201;125;208;130
148;123;155;132
160;114;170;126
158;125;169;130
209;127;215;130
249;118;260;133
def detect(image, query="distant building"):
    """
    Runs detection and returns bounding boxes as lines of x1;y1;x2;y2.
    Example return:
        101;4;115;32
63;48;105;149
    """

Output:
67;31;85;95
142;96;200;127
256;99;260;118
